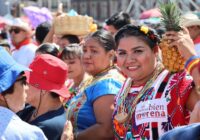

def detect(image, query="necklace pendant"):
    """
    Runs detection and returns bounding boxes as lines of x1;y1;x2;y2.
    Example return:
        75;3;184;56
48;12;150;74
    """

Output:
114;112;128;123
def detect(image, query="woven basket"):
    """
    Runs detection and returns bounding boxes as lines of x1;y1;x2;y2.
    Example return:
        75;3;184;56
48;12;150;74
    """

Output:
54;14;97;36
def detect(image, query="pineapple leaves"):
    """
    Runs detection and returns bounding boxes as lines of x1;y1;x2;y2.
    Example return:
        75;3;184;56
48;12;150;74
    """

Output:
159;1;182;31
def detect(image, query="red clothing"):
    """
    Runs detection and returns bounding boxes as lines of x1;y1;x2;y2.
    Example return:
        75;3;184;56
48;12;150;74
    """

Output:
11;39;32;51
11;39;37;66
113;70;193;140
193;35;200;45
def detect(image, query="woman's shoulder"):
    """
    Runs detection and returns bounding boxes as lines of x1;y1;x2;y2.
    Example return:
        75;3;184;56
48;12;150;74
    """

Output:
169;70;193;84
84;69;125;101
109;68;126;80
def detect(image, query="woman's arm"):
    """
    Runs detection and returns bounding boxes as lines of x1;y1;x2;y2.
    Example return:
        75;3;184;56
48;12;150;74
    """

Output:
76;95;115;140
186;68;200;111
164;27;200;111
61;95;115;140
43;11;64;44
189;100;200;123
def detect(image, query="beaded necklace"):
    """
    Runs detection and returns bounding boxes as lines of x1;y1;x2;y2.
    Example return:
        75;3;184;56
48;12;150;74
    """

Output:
89;65;115;84
114;63;164;126
69;73;92;96
66;65;116;129
68;65;115;100
94;65;115;77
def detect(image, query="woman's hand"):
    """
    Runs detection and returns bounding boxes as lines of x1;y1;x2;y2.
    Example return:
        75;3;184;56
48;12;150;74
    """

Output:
61;120;74;140
189;100;200;123
162;27;197;60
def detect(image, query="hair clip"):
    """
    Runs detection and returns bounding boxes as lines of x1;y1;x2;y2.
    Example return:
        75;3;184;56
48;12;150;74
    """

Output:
140;26;149;34
140;26;157;42
149;34;155;40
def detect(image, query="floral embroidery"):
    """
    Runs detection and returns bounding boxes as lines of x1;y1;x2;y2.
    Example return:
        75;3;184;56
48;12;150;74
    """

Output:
113;70;193;140
67;92;87;132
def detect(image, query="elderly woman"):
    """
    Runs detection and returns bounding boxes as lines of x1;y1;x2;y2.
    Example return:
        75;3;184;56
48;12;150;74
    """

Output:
112;25;200;139
62;30;125;140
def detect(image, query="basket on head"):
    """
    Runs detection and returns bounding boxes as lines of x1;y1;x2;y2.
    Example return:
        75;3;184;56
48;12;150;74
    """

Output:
54;14;97;36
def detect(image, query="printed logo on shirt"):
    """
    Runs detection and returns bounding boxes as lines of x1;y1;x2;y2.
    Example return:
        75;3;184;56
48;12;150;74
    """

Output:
135;98;168;125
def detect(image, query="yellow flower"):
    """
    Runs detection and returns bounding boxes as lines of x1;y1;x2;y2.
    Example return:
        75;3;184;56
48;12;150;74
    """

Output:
140;26;149;34
90;24;97;32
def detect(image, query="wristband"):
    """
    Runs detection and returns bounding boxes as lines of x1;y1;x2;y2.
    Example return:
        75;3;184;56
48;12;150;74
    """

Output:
185;55;200;68
186;59;200;74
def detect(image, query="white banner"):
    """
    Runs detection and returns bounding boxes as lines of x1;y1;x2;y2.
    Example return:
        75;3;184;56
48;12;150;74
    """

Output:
135;98;168;125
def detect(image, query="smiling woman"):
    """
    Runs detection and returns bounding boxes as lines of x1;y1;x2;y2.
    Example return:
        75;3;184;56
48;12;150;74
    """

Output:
112;24;200;139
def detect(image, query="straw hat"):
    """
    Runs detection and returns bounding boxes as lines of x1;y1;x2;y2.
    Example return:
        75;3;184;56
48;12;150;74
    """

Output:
181;13;200;27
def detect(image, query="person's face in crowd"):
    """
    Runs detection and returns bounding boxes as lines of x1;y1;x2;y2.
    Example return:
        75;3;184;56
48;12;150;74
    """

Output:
53;35;62;47
4;76;28;113
59;38;70;49
82;38;112;76
35;51;42;58
116;36;157;85
106;25;118;36
63;57;84;80
9;27;28;44
26;84;41;107
187;25;200;40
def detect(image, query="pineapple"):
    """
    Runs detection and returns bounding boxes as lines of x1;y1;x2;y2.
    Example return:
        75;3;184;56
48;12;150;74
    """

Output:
159;1;185;73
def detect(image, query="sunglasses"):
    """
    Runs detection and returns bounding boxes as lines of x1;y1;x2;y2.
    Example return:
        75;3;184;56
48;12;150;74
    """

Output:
9;28;22;34
16;76;27;85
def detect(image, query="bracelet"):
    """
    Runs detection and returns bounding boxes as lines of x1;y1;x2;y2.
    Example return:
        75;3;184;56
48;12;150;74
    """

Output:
185;55;200;68
186;59;200;74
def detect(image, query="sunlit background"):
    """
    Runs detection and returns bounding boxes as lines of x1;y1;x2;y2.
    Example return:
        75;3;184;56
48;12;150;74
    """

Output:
1;0;200;21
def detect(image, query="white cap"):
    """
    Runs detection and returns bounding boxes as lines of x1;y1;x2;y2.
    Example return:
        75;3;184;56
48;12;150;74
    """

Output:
10;18;32;32
181;12;200;27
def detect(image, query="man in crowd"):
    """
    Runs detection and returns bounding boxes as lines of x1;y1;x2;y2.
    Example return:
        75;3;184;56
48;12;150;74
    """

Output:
105;11;131;35
182;12;200;55
35;21;51;45
10;18;37;66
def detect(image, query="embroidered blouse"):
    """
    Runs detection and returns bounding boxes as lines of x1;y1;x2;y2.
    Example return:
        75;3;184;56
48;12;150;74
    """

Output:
113;70;193;140
67;68;125;132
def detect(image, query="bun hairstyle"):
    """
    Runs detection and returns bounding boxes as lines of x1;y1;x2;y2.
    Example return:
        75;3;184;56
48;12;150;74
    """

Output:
86;30;116;51
115;24;160;49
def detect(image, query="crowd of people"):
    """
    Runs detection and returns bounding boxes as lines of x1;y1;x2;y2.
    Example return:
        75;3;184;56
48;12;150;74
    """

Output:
1;5;200;140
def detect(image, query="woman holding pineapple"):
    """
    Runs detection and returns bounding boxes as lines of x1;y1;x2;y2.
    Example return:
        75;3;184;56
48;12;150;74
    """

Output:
112;23;200;140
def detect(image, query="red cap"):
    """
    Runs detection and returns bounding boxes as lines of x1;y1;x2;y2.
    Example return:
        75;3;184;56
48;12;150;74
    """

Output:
26;54;70;98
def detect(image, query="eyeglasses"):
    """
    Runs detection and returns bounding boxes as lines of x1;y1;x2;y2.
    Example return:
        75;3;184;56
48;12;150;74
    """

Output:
9;28;22;34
